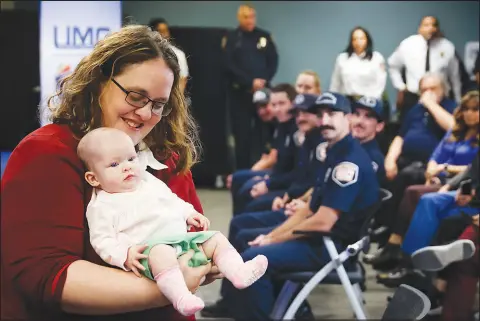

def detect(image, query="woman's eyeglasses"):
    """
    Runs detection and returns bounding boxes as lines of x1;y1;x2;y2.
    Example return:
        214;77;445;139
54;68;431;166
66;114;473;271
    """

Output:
111;78;172;116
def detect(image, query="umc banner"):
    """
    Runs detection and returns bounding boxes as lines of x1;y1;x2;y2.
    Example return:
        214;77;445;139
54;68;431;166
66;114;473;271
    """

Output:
39;1;121;126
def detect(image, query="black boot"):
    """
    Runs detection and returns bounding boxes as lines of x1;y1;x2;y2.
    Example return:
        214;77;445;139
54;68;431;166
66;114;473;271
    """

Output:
200;298;232;318
366;243;404;271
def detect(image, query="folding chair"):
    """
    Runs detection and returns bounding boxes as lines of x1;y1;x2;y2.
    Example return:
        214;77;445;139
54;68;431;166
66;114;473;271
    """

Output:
270;188;392;320
381;284;431;320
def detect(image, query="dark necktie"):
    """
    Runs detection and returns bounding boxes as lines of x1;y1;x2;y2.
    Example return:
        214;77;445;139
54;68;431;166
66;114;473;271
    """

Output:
425;40;431;72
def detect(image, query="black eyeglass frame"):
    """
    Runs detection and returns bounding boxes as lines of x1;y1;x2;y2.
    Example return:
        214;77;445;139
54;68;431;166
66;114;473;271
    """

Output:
111;78;172;117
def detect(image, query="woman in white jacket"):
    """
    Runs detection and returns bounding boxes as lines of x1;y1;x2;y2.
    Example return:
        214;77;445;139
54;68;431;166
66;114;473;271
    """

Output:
330;26;387;101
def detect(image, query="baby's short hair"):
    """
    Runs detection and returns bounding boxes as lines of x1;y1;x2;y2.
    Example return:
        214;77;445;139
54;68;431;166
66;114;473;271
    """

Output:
77;128;131;169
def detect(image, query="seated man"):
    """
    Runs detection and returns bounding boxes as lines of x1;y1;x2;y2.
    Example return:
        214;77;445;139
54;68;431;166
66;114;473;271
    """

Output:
350;96;386;183
376;153;479;286
380;72;456;231
232;84;298;215
221;92;380;320
228;88;276;193
243;93;323;213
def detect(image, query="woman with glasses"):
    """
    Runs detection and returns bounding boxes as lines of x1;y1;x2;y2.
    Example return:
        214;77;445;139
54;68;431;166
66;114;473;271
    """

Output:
1;25;216;321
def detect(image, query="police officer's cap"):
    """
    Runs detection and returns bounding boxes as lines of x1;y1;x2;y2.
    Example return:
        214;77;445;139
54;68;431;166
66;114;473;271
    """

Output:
309;92;351;114
252;88;271;105
353;96;384;121
290;94;319;114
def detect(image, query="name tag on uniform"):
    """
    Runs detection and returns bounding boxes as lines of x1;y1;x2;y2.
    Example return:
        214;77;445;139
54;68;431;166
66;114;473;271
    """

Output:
257;37;267;49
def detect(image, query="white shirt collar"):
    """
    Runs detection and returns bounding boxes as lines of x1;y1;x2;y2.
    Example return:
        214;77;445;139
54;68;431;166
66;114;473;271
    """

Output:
137;141;168;171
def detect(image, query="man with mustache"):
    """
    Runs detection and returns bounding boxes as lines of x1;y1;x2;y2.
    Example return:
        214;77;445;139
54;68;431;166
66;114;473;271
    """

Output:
204;92;380;320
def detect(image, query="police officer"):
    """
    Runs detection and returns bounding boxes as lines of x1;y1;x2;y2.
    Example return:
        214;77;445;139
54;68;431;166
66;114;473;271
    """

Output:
243;93;324;213
232;84;297;215
206;93;380;320
224;4;279;171
351;96;386;183
388;16;461;121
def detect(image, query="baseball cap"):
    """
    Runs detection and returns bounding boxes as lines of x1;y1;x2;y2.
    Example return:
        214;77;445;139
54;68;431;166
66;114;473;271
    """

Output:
353;96;384;121
309;92;352;114
252;88;271;105
290;94;319;114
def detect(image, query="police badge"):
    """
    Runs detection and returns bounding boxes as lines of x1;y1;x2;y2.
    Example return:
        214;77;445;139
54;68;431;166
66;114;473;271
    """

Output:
257;36;267;49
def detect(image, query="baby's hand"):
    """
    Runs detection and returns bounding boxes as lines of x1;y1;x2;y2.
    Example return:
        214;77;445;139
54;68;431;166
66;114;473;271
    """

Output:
187;212;210;231
124;244;148;277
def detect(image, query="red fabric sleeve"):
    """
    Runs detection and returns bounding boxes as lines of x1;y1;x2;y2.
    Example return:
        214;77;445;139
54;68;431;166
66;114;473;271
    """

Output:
1;133;85;312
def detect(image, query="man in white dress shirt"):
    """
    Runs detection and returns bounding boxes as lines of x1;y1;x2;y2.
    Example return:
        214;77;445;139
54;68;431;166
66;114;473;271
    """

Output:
388;16;461;121
149;18;189;93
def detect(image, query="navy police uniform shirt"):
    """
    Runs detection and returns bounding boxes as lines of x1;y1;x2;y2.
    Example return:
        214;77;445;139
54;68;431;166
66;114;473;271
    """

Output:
268;118;298;181
361;138;386;183
287;129;326;199
224;27;279;90
309;134;379;241
267;121;302;190
399;98;457;162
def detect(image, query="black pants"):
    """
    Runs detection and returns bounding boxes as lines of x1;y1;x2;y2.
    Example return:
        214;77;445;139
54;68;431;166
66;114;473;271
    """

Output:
380;158;427;228
227;87;257;170
399;91;419;123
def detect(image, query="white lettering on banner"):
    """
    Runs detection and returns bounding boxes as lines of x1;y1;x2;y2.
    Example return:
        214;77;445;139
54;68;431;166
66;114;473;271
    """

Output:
39;1;121;126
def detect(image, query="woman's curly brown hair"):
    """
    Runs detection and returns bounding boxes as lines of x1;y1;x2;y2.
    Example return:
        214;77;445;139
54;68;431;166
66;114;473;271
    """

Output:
448;90;479;147
46;25;201;174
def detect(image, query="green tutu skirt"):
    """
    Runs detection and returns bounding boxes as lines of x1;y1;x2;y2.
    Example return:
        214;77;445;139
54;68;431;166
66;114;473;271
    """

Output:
140;231;218;279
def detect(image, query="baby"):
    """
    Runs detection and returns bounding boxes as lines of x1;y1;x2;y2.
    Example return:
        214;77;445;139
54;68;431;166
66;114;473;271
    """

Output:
78;128;268;316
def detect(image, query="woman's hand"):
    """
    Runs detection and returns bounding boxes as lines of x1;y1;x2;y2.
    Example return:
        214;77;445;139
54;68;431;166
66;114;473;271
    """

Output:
178;250;212;293
201;265;224;286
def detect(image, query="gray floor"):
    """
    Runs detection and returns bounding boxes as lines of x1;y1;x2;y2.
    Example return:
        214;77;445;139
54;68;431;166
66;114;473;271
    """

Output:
195;189;395;320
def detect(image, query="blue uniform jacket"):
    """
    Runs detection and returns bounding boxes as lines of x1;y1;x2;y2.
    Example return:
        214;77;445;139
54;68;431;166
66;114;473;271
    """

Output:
309;134;380;244
224;27;279;90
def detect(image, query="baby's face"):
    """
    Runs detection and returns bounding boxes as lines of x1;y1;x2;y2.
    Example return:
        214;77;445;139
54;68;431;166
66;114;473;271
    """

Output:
87;138;142;193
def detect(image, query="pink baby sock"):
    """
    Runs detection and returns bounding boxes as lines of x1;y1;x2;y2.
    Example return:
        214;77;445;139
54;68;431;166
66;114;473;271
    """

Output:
154;266;205;316
214;247;268;289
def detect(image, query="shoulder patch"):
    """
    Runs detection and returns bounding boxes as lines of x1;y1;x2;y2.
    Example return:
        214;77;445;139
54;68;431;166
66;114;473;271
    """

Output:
293;130;305;146
316;142;328;162
371;161;378;172
332;161;359;187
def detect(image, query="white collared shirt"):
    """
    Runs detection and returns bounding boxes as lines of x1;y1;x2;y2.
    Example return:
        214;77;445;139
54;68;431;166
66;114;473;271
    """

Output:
86;144;195;271
388;34;461;101
329;51;387;99
171;45;189;78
